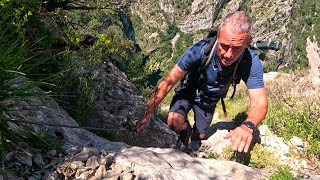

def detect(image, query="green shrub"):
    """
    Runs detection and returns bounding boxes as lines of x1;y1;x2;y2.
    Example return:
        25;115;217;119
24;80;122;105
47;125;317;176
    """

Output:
265;75;320;158
219;144;280;169
269;166;296;180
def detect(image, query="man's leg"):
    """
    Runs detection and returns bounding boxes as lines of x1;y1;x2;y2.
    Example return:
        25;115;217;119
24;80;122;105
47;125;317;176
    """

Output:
167;94;193;131
192;104;214;141
167;95;193;145
167;112;189;131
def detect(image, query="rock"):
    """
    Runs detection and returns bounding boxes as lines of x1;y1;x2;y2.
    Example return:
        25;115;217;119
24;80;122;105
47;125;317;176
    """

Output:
258;125;272;136
110;163;123;175
115;146;268;179
83;63;178;148
86;156;100;169
205;129;230;154
78;169;95;179
47;150;57;157
95;165;107;179
75;166;90;176
28;174;41;180
15;152;33;167
5;152;14;162
290;136;304;147
73;147;99;162
301;160;308;169
33;153;45;167
70;161;84;170
119;171;134;180
44;169;58;179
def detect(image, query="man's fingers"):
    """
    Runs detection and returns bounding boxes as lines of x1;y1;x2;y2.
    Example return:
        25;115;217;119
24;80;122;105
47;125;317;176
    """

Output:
237;137;247;152
232;134;241;151
136;123;145;133
244;134;253;153
136;119;149;133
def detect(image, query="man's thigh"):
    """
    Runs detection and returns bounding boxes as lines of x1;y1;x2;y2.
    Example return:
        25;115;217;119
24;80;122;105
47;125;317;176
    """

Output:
193;104;214;134
168;94;193;120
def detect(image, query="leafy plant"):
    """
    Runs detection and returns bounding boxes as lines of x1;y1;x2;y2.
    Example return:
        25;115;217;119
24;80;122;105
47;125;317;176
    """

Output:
264;75;320;158
0;0;64;171
219;144;280;169
269;166;296;180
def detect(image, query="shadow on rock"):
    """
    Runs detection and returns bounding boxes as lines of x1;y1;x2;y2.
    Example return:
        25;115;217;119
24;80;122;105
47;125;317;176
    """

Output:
205;121;261;144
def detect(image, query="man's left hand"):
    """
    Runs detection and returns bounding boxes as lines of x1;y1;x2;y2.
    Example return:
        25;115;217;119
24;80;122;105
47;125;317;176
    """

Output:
223;125;253;153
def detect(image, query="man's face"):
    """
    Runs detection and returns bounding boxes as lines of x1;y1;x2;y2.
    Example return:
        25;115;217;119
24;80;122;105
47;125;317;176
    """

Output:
217;25;251;66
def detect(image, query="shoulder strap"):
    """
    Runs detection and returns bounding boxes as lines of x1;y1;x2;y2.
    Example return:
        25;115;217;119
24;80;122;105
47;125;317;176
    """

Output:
198;29;218;71
230;48;251;99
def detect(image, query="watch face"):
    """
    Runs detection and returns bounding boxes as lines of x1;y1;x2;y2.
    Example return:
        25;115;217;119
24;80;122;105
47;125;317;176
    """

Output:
244;121;255;129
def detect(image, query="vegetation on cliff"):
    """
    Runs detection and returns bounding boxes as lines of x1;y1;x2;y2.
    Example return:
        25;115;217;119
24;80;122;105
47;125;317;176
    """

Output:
0;0;319;177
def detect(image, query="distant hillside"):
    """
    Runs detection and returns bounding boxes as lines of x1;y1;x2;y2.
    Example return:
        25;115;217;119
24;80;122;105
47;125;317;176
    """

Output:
129;0;320;77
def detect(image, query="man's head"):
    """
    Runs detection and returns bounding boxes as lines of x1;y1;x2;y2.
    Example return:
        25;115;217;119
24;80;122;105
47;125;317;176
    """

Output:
217;11;252;66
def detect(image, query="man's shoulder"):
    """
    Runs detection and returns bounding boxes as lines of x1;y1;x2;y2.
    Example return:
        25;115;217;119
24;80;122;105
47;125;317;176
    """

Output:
239;48;263;74
244;48;259;61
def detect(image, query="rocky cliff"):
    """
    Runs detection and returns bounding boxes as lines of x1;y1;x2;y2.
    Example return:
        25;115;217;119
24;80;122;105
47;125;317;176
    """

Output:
129;0;320;75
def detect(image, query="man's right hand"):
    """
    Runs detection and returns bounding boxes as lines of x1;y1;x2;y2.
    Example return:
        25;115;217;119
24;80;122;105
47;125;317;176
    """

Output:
136;116;150;132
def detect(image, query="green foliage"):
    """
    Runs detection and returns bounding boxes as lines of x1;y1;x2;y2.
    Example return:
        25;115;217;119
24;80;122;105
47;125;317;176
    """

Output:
264;102;320;157
265;76;320;159
173;0;193;16
0;0;39;33
249;144;280;169
0;0;65;170
169;33;193;70
207;151;219;159
162;24;181;41
215;85;249;121
269;166;296;180
219;144;280;169
285;0;320;72
54;8;135;125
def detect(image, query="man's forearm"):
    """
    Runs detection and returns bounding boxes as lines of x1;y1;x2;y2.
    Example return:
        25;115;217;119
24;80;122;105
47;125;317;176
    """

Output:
246;104;267;126
144;82;170;118
246;88;268;126
144;64;186;119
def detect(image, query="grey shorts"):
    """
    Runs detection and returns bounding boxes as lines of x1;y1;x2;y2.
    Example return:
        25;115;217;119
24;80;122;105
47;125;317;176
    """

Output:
169;94;214;134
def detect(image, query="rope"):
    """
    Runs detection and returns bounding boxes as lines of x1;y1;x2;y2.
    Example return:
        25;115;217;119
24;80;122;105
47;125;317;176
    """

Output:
1;117;178;137
2;118;132;132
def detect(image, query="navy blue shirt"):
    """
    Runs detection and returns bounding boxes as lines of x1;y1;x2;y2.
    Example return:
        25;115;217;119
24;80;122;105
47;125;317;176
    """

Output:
175;38;264;108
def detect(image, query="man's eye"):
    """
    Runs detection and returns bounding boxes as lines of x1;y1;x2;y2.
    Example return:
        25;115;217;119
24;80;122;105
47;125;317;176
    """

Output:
221;44;229;50
232;46;241;51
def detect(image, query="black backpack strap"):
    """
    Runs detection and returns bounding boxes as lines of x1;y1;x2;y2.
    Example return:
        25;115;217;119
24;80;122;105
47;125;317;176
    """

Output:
198;40;217;71
221;98;228;118
181;29;218;87
198;30;218;71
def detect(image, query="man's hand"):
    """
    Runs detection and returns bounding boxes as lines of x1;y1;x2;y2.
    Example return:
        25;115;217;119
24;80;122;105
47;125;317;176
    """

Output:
136;116;150;133
223;125;253;153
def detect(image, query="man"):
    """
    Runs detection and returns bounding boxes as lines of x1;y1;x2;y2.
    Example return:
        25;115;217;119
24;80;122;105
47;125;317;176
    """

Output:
136;11;268;153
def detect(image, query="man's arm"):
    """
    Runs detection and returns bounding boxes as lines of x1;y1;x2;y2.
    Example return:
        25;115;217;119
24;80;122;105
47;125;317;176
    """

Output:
224;87;268;152
245;87;268;126
136;64;186;132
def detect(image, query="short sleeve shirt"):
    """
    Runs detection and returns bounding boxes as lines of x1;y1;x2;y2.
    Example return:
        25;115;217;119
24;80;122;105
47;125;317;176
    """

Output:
175;38;264;108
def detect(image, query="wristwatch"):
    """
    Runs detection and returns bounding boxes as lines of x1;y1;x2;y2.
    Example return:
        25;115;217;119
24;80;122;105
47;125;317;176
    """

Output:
242;121;255;131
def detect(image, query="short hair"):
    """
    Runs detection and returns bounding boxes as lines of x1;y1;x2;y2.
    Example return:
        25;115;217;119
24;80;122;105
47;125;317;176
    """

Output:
219;11;252;35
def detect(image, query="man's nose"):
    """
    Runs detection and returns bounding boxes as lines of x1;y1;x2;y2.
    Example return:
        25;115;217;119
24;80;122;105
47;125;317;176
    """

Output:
224;48;233;59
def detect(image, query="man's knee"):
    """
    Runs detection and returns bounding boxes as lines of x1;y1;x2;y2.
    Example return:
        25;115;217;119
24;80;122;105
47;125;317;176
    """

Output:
167;112;186;131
